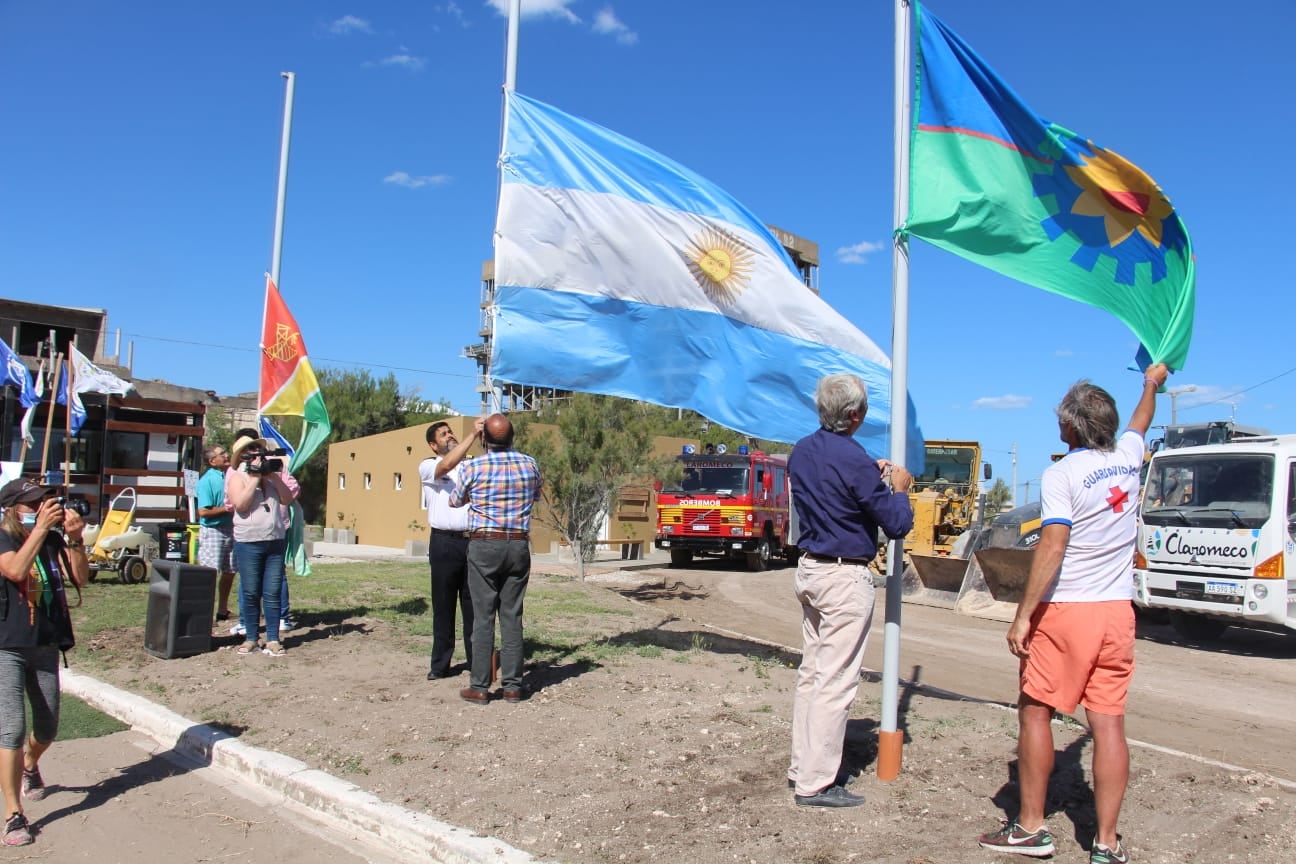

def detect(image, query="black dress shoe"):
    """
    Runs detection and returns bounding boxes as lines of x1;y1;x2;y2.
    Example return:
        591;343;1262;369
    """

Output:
427;670;449;680
459;687;490;704
500;686;528;703
794;785;865;808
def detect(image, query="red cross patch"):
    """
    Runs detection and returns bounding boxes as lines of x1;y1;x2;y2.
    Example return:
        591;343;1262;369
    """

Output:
1106;486;1129;513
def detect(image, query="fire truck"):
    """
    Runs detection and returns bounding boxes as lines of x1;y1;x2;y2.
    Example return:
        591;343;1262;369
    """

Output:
654;445;793;571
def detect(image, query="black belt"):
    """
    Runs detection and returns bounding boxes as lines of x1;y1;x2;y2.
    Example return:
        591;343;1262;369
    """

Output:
471;529;529;540
802;551;872;567
430;528;470;538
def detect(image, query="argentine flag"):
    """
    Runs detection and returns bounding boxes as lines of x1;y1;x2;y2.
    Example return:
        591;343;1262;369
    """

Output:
493;92;922;465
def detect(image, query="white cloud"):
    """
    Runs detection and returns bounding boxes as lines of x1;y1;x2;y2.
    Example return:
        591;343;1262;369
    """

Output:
440;1;470;27
485;0;580;24
1168;384;1243;413
384;171;451;189
380;53;427;71
593;7;638;44
972;394;1032;410
330;15;373;35
835;240;884;264
1054;348;1073;357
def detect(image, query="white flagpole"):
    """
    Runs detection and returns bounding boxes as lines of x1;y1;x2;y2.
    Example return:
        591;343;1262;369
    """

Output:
263;72;296;423
486;0;522;416
878;0;914;782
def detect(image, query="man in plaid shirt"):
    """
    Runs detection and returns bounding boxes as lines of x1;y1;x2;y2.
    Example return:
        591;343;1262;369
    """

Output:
452;414;542;704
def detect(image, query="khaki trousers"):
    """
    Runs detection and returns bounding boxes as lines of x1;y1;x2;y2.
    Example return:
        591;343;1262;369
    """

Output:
789;557;875;796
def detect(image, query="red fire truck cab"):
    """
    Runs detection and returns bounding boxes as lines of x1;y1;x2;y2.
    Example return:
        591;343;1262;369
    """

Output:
654;446;795;571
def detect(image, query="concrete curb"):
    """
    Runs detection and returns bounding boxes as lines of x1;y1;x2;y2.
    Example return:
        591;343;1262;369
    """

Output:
62;669;543;864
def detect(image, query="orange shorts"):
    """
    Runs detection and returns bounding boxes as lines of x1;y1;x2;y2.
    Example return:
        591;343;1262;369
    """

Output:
1020;600;1135;715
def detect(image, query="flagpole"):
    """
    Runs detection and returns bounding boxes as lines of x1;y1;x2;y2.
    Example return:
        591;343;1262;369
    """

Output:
17;358;41;466
878;0;914;783
263;71;296;423
39;352;63;481
486;0;521;416
62;354;73;493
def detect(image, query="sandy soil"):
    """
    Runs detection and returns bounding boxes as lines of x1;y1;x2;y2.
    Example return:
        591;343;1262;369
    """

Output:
78;567;1296;864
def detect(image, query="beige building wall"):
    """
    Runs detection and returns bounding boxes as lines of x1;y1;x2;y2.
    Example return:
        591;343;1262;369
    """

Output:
325;416;697;553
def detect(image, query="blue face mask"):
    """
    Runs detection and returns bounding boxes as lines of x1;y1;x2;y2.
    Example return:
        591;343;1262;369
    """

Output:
19;513;37;528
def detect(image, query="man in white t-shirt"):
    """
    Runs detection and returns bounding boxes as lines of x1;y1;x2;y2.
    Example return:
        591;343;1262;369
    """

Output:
419;418;483;681
979;363;1168;864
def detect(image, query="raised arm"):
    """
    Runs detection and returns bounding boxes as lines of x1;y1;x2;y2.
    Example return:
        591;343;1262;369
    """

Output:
1128;363;1169;436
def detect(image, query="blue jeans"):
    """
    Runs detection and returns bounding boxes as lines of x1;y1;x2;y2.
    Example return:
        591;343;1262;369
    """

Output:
235;538;287;643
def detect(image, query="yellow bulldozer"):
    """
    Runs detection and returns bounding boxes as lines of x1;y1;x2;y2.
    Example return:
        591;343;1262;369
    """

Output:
895;441;1042;621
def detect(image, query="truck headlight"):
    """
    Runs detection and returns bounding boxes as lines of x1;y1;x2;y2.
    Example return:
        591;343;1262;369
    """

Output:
1253;583;1268;600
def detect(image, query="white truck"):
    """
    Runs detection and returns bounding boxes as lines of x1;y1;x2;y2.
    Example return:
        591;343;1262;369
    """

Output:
1135;434;1295;641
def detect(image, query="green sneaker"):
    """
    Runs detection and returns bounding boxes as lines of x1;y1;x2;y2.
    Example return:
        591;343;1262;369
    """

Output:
1090;838;1129;864
978;821;1056;857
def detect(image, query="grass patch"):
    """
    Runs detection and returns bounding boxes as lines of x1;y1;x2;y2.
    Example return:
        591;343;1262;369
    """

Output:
53;694;128;740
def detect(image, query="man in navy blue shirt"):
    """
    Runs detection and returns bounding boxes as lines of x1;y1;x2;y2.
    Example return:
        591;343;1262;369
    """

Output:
787;374;914;808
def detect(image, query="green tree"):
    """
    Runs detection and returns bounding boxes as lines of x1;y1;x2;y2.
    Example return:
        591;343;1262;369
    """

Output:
275;368;424;522
516;394;679;580
982;477;1013;521
638;405;791;455
203;404;235;456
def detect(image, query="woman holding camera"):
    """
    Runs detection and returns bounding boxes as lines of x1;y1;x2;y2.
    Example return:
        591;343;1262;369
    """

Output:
0;479;88;846
226;431;299;657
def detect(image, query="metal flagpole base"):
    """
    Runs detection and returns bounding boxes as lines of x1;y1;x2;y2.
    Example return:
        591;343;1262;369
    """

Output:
876;729;903;781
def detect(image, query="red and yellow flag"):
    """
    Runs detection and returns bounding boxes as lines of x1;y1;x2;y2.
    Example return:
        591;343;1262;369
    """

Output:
259;277;331;467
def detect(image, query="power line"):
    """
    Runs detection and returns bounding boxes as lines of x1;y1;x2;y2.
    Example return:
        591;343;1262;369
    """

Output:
125;332;479;381
1180;362;1296;413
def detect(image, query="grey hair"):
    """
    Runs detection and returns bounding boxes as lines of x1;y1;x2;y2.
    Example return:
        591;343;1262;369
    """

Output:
203;444;225;462
1057;380;1118;451
815;374;868;433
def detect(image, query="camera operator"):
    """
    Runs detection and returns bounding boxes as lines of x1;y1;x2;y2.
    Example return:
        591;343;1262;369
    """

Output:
0;479;89;846
226;430;299;657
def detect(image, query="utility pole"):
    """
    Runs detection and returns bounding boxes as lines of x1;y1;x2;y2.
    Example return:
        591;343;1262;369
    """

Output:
1167;385;1197;425
1011;442;1018;508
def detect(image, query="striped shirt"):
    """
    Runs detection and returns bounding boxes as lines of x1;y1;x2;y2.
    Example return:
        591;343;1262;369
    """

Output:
451;449;542;533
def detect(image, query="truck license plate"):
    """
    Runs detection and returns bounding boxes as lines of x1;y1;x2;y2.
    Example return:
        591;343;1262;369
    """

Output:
691;524;710;531
1204;581;1244;596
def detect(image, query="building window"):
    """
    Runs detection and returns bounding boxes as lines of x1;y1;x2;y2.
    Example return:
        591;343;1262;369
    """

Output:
363;472;372;490
394;472;402;491
338;473;346;490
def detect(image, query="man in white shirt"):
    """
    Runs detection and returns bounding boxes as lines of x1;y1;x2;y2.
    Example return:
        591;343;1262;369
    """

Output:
418;418;482;681
979;363;1167;864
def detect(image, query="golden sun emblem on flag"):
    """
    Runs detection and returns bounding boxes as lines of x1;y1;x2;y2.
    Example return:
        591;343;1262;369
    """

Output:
684;227;754;304
1063;147;1175;249
264;323;301;363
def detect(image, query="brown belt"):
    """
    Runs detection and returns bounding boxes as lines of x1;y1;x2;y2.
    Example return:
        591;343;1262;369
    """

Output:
471;529;529;540
802;551;872;567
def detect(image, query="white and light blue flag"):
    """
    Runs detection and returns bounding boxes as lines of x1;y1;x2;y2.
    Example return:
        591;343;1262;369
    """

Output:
492;92;923;464
259;416;296;461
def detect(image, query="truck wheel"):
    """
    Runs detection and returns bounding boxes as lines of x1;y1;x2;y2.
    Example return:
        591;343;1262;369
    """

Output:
746;537;772;572
669;549;694;568
1169;611;1229;642
783;544;799;564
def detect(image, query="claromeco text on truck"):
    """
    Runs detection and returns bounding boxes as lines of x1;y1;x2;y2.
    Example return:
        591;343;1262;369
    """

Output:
1136;433;1296;641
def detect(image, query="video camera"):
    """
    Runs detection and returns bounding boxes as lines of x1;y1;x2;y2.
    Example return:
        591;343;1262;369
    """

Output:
241;443;289;476
53;496;92;517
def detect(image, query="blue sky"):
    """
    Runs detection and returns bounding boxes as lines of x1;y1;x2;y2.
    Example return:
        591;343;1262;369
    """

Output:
2;0;1293;503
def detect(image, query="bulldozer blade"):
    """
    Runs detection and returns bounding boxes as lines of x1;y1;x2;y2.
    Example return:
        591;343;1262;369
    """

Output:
955;547;1035;622
902;555;969;609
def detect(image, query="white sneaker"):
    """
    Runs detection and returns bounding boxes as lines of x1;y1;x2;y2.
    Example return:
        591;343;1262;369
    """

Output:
279;617;297;632
229;623;246;637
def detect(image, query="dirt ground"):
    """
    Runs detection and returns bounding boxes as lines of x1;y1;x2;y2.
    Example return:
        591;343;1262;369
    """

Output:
78;563;1296;864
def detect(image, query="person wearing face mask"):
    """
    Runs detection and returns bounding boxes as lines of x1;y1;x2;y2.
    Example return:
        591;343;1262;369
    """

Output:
0;479;89;847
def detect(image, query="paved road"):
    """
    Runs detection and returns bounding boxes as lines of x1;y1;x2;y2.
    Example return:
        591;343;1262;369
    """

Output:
606;557;1296;781
18;729;401;864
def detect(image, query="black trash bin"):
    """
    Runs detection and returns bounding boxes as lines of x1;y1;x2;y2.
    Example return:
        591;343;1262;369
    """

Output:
144;560;216;659
159;522;190;562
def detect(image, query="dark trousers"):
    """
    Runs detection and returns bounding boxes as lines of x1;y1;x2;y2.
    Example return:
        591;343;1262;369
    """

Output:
429;531;473;676
466;538;531;690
